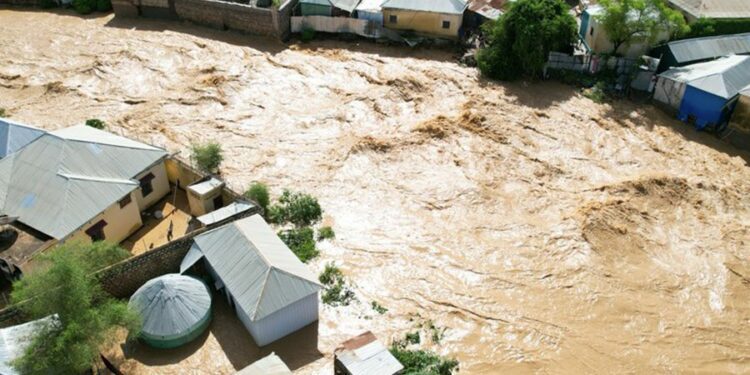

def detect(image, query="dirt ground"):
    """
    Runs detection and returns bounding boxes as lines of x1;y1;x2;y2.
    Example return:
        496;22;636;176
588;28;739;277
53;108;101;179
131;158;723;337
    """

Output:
2;8;750;374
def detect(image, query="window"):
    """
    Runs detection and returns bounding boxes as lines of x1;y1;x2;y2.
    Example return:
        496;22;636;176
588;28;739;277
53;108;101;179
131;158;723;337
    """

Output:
389;14;397;23
85;220;107;242
139;172;155;197
118;194;132;209
442;20;450;29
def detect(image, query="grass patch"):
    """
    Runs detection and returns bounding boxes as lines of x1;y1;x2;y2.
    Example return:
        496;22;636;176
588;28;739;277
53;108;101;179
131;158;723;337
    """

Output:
319;263;355;306
278;227;319;263
317;226;335;241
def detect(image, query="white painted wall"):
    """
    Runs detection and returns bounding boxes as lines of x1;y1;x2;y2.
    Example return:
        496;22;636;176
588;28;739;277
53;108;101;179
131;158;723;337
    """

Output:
66;191;143;245
134;160;170;212
246;293;319;346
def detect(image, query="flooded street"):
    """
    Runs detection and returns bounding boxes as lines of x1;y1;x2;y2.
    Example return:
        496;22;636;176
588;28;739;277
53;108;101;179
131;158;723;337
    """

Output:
2;8;750;374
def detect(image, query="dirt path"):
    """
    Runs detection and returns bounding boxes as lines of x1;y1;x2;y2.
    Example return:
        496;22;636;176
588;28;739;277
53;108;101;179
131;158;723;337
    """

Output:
2;8;750;374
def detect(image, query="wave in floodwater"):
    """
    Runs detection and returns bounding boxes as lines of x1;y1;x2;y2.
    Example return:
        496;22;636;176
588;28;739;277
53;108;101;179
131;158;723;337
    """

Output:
1;9;750;374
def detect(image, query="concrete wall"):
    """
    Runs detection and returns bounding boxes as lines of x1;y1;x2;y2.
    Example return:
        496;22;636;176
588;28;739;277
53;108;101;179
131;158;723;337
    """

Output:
135;161;170;211
65;191;143;245
382;9;462;39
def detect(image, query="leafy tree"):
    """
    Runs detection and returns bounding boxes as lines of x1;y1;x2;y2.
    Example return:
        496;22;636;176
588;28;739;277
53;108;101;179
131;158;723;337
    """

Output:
244;182;270;215
85;118;106;130
278;227;319;262
682;18;750;39
96;0;112;11
73;0;97;14
268;190;322;226
477;0;577;80
10;242;141;374
191;142;223;173
597;0;688;55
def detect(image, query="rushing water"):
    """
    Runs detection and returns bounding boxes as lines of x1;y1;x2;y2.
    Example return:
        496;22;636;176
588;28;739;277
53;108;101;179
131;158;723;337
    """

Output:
2;9;750;374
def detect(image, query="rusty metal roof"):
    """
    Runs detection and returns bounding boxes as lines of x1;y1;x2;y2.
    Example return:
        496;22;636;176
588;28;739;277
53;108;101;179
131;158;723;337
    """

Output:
668;0;750;19
467;0;506;20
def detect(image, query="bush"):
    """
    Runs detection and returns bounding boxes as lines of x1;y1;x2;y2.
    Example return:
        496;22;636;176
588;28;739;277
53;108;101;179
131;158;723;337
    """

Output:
319;263;355;306
244;182;270;214
278;227;319;262
683;18;750;39
39;0;57;8
389;346;459;375
0;108;6;117
73;0;97;14
96;0;112;11
268;190;322;226
85;118;106;129
371;301;388;314
317;226;335;241
191;142;223;173
301;28;316;43
583;81;608;103
477;0;577;80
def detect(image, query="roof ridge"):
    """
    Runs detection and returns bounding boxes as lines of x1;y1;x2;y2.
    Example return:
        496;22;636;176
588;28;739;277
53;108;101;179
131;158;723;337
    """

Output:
270;266;322;288
250;269;272;320
56;172;139;185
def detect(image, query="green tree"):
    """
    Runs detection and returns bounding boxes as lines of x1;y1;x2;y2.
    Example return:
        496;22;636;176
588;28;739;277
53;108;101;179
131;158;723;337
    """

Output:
191;142;223;173
268;190;322;226
597;0;689;55
72;0;96;14
10;242;141;374
477;0;577;80
278;227;319;263
85;118;106;130
244;182;270;215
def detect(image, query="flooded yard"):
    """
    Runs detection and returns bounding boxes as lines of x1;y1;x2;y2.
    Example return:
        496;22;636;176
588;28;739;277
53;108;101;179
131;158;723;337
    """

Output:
2;8;750;374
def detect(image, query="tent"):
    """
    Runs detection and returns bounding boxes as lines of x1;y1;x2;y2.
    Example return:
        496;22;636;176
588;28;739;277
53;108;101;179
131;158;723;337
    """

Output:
128;274;212;349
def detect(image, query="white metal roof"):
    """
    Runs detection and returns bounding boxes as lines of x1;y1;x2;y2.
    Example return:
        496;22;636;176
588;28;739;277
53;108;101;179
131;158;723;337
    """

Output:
659;55;750;98
355;0;385;12
184;215;320;321
0;119;46;159
0;315;59;375
236;353;292;375
335;331;404;375
129;274;211;339
381;0;467;14
196;200;256;226
331;0;361;12
668;0;750;19
0;125;167;239
187;177;224;196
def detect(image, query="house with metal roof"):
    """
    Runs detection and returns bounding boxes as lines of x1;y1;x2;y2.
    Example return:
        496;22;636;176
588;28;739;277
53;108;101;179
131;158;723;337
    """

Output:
180;214;321;346
668;0;750;23
334;331;403;375
299;0;361;16
381;0;468;39
0;124;170;246
580;4;671;58
650;32;750;72
654;55;750;129
0;118;45;159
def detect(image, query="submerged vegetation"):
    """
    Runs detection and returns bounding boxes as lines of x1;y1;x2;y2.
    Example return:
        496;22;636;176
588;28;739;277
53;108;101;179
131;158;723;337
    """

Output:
268;190;322;226
319;262;355;306
85;118;106;129
191;141;223;173
244;182;270;215
278;227;319;263
10;242;141;374
390;331;459;375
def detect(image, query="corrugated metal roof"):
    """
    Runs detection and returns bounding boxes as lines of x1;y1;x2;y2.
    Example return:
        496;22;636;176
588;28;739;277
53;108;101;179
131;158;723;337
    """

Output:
660;55;750;98
668;0;750;19
331;0;360;12
187;177;224;196
0;118;46;159
187;215;320;321
355;0;385;12
381;0;467;14
299;0;331;6
666;33;750;63
0;315;59;375
197;200;256;226
467;0;504;19
0;125;167;239
236;353;292;375
335;331;403;375
129;274;211;339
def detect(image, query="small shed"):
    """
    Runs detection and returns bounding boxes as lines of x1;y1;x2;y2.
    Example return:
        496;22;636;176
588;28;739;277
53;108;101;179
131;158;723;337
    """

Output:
236;352;292;375
334;331;403;375
0;315;58;375
181;214;321;346
653;55;747;109
187;177;225;216
128;274;212;349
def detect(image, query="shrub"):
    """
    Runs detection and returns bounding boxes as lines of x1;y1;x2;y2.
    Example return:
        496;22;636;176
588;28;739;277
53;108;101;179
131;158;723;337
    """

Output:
268;190;322;226
583;81;608;103
301;28;316;43
405;331;421;345
85;118;106;129
73;0;97;14
191;142;223;173
96;0;112;11
244;182;270;214
0;108;6;117
389;346;459;375
317;226;335;241
371;301;388;314
477;0;577;80
278;227;319;262
319;263;355;306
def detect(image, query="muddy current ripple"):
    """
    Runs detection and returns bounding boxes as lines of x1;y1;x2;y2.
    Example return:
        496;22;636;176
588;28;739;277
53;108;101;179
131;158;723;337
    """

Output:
2;9;750;374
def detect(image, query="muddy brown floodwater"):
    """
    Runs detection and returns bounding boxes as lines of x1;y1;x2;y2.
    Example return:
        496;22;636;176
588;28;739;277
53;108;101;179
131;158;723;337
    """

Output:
2;8;750;374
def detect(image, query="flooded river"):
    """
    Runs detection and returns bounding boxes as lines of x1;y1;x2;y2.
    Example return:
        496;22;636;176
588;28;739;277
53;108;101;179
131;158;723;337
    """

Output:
2;9;750;374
